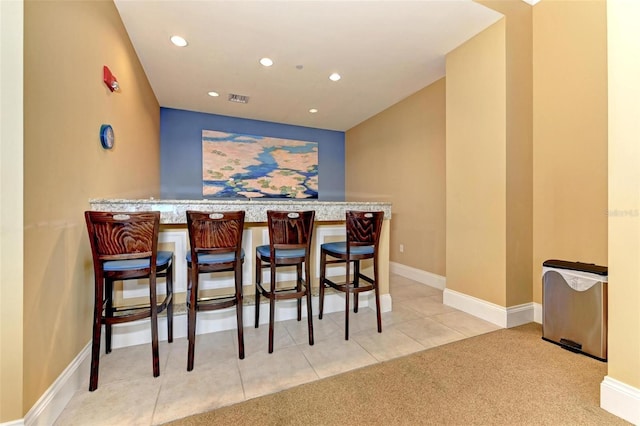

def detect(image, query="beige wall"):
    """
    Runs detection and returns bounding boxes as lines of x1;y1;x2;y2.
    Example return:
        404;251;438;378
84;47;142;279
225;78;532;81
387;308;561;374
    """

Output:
479;0;534;307
532;0;608;304
446;0;534;308
446;0;607;309
607;0;640;391
345;79;446;276
0;0;24;421
446;19;507;305
18;0;161;416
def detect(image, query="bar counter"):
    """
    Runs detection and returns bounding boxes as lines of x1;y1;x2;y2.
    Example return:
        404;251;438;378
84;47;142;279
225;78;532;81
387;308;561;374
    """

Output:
88;198;393;345
88;198;392;223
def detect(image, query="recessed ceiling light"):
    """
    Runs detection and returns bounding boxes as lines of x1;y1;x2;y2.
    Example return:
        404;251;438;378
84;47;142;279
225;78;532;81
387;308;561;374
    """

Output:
309;108;318;114
260;57;274;67
207;91;219;97
170;35;188;47
329;73;341;82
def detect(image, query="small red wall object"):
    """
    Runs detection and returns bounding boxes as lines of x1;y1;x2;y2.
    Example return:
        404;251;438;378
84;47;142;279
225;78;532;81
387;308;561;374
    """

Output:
103;66;119;92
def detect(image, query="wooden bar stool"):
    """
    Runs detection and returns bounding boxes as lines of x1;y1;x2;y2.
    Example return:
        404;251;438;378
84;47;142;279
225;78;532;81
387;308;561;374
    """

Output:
186;210;245;370
254;210;315;353
84;211;174;391
318;210;384;340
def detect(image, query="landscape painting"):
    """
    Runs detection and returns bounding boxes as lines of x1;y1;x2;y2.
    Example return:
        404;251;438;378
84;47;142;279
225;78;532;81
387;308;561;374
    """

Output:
202;130;318;198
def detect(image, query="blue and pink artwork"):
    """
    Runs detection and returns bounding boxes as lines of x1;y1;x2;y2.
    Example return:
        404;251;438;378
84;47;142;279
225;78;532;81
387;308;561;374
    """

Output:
202;129;318;198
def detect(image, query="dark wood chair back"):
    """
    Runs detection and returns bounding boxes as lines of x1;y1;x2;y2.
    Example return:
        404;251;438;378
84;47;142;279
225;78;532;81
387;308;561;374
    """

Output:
84;210;173;391
86;211;159;265
318;210;385;340
185;210;246;369
254;210;316;353
186;210;245;266
266;210;315;260
346;210;384;253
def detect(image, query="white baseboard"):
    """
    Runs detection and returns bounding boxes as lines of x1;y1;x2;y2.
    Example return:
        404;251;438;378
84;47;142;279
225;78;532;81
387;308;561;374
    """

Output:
390;263;545;326
533;302;542;324
601;376;640;425
22;342;91;426
390;262;446;290
442;288;534;328
1;420;24;426
18;292;390;426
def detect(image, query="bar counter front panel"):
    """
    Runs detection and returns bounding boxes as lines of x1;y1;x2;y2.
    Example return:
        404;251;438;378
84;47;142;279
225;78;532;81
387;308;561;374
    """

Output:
88;199;392;346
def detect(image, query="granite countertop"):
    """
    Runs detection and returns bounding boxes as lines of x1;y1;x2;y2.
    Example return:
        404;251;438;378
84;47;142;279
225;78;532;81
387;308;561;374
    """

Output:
89;198;392;223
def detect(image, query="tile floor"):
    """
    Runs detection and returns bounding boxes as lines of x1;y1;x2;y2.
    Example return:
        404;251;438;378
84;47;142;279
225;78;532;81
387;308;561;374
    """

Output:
54;274;501;425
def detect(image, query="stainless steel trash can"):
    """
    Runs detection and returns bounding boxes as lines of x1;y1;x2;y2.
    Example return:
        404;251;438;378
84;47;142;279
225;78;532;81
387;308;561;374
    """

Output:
542;259;608;361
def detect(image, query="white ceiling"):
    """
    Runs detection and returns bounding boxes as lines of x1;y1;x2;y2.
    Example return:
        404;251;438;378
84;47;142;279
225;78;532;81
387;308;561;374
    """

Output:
114;1;503;131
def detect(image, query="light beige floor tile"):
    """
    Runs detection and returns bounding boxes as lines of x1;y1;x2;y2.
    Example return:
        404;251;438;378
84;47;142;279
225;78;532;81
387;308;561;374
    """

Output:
97;340;171;387
352;327;425;362
323;306;381;337
238;345;319;400
283;315;341;345
54;377;160;426
388;273;423;289
55;274;499;424
390;279;442;300
401;295;457;317
431;310;502;337
381;303;422;326
241;321;296;355
152;358;244;425
165;330;239;373
427;292;443;304
301;335;377;378
394;317;467;348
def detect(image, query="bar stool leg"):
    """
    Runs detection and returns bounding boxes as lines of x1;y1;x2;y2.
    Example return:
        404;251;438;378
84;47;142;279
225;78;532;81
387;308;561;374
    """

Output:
344;259;351;340
187;267;197;371
268;265;276;353
255;256;261;328
354;260;360;313
89;272;104;392
296;263;302;321
235;263;245;359
374;261;382;333
149;275;160;377
105;278;114;353
305;263;314;346
167;259;174;343
318;251;326;319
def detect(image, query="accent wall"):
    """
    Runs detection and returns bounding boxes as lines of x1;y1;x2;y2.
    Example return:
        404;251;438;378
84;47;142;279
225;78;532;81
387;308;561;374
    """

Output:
160;108;345;201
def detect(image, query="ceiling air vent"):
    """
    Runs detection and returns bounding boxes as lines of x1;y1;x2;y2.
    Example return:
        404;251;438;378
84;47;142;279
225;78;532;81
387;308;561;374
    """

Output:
228;93;249;104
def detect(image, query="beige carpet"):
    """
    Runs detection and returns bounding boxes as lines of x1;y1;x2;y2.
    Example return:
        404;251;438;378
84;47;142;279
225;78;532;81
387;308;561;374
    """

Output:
165;323;628;425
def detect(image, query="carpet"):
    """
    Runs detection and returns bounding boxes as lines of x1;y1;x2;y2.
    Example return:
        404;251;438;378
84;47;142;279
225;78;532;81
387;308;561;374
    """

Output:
164;323;628;425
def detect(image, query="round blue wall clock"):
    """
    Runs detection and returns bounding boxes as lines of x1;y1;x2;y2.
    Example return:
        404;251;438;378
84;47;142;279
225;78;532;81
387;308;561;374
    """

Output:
100;124;115;149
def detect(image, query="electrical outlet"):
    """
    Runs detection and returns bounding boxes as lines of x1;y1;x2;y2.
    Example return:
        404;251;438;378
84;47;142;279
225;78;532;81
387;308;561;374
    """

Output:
399;244;404;253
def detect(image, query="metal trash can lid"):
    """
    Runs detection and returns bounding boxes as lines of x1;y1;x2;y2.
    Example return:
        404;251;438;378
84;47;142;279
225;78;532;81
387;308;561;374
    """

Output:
542;259;607;276
542;259;608;290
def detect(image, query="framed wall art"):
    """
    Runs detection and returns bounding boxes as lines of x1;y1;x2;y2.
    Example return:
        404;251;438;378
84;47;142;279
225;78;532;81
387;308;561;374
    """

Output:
202;130;318;198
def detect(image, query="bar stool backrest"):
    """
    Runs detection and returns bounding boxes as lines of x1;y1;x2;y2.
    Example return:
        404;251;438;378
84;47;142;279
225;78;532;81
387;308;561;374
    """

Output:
267;210;315;254
186;210;245;261
346;210;384;251
85;211;159;264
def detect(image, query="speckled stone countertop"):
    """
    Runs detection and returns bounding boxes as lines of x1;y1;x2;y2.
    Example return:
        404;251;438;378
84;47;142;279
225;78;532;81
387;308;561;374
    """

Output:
89;199;392;223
